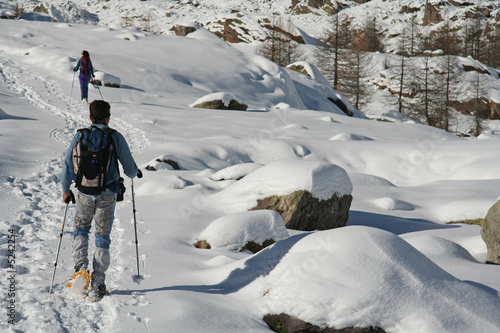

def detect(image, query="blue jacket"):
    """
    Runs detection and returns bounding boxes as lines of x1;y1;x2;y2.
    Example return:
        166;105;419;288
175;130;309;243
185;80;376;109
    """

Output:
61;124;138;194
74;57;95;76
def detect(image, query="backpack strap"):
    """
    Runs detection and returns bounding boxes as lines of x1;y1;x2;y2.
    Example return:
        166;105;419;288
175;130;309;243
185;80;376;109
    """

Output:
104;127;120;178
74;128;90;190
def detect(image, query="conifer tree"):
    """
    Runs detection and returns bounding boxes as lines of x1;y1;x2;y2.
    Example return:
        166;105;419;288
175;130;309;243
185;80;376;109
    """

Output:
257;14;304;67
361;16;384;53
342;32;372;110
394;26;409;114
470;71;488;136
314;13;353;90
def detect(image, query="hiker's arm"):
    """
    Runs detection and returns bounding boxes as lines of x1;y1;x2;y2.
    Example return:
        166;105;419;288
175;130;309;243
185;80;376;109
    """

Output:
61;133;80;196
113;132;139;178
74;59;81;72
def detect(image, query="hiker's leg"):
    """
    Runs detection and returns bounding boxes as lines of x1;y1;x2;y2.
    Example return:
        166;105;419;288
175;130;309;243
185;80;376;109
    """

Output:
79;74;90;100
72;192;95;271
78;73;85;100
91;193;116;284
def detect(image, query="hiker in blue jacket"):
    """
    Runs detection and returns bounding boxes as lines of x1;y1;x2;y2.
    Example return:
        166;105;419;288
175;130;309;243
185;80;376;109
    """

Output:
74;50;95;102
61;100;142;300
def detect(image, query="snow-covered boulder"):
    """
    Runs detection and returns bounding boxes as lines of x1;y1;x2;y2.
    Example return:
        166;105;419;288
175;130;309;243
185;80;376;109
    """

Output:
91;71;121;88
286;61;364;118
210;163;262;181
170;22;200;36
0;10;11;19
145;155;181;171
211;160;353;231
481;199;500;264
195;210;289;252
191;92;248;111
18;12;53;22
253;226;500;332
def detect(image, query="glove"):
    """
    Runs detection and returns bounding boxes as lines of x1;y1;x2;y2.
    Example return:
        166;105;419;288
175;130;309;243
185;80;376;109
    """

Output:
64;190;76;204
73;68;78;72
137;169;143;179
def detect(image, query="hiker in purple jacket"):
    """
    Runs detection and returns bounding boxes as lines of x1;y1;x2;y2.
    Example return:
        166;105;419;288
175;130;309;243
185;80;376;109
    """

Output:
74;50;95;102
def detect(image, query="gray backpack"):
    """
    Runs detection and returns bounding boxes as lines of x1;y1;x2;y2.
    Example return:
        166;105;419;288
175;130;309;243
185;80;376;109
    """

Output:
72;126;116;195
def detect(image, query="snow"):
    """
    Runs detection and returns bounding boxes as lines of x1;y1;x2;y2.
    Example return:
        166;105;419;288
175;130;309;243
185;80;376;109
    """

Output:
196;210;289;252
94;71;121;87
210;160;353;213
209;163;262;181
191;92;239;108
0;9;500;333
18;12;53;22
250;226;500;333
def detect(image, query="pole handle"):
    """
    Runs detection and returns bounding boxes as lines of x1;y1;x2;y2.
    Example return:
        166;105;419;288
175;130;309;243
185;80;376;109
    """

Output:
64;190;76;204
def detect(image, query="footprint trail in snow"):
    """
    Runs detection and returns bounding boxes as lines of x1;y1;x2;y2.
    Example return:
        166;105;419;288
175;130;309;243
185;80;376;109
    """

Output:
0;56;150;332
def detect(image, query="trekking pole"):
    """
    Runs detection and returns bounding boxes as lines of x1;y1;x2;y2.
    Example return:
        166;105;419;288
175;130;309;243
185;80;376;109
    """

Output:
131;177;144;284
69;71;76;108
96;82;104;100
49;191;76;294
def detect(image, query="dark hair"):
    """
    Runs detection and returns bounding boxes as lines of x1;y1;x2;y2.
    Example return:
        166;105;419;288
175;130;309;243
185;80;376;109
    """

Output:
82;50;90;58
90;100;111;124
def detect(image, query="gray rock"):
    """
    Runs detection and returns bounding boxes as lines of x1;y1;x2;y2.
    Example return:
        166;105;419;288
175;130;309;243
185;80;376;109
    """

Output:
481;200;500;264
192;99;248;111
263;313;385;332
251;190;352;231
170;25;197;36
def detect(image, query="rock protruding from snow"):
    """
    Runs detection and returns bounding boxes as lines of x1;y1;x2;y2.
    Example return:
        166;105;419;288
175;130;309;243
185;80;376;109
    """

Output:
170;22;200;36
195;210;289;252
210;160;353;214
92;71;121;88
252;189;352;231
191;92;248;111
254;226;500;333
481;199;500;264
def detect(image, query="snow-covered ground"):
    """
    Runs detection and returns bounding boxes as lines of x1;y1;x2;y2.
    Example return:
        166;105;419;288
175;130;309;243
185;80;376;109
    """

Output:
1;17;500;333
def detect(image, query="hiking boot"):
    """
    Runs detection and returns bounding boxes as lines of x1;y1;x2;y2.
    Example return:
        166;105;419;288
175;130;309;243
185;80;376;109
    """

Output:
74;262;87;273
87;281;107;302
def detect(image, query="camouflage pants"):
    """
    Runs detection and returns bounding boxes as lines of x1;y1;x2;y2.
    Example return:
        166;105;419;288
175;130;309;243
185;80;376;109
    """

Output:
72;191;116;284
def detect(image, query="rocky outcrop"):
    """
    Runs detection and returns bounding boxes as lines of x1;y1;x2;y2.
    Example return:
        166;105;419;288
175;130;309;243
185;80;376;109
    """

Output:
481;200;500;264
449;98;500;120
223;20;243;43
191;92;248;111
328;97;353;117
263;313;386;333
146;158;180;171
400;5;420;14
192;99;248;111
170;24;197;36
423;2;444;25
251;190;352;231
291;0;340;15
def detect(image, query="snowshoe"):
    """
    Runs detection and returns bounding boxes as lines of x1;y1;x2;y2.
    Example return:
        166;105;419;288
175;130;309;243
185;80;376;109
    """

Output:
65;269;91;293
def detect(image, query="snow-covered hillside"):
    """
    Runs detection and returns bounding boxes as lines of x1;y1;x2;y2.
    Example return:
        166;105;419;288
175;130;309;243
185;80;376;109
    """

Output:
4;0;500;133
4;0;499;41
1;10;500;333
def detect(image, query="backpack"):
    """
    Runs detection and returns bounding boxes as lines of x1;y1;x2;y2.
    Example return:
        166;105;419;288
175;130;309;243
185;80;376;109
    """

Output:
72;126;117;195
81;57;90;75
